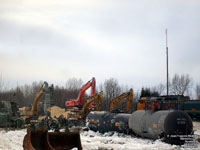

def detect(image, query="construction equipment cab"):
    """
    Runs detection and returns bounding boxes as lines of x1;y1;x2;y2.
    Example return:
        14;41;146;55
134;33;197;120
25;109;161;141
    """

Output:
65;77;96;109
110;88;133;113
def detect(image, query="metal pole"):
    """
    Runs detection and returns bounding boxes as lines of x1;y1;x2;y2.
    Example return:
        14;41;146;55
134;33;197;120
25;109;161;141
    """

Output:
166;29;169;96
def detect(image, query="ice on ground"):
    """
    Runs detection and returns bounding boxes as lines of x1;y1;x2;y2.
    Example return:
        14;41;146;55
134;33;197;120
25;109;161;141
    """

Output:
0;128;200;150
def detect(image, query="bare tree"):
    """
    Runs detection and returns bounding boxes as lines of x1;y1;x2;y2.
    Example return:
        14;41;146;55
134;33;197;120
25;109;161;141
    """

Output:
100;78;122;110
195;84;200;99
66;78;83;90
169;74;192;95
151;83;165;95
0;74;3;92
0;74;7;93
104;78;121;100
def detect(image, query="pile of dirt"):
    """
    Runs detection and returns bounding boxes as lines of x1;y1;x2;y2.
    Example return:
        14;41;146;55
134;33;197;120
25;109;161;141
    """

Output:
19;107;32;116
47;106;69;118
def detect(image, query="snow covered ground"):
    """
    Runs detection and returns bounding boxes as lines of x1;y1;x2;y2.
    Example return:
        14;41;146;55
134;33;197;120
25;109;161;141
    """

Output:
0;122;200;150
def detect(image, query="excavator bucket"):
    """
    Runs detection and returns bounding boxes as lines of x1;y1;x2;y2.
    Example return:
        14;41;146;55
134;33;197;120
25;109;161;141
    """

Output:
23;128;82;150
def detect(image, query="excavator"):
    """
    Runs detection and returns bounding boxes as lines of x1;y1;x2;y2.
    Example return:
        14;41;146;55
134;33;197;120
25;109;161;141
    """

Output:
79;91;103;118
21;81;54;124
67;91;103;126
65;77;96;110
110;88;133;113
31;81;49;116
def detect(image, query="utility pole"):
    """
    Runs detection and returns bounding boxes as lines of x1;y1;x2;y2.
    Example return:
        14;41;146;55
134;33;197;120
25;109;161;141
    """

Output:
166;29;169;96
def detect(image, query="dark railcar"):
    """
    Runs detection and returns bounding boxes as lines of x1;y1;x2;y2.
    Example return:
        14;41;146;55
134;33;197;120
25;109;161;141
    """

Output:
129;110;193;144
87;111;131;133
184;100;200;119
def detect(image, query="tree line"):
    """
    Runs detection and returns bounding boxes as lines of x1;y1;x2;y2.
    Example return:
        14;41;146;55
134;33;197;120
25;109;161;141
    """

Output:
0;74;200;110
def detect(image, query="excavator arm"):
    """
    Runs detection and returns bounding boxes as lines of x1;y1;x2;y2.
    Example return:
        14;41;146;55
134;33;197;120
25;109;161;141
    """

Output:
31;82;49;115
95;91;103;111
77;77;96;105
110;88;133;113
125;88;133;112
65;77;96;108
80;91;103;118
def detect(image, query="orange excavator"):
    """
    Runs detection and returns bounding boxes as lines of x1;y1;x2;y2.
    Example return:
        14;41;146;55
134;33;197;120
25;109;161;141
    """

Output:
65;77;96;109
110;88;133;113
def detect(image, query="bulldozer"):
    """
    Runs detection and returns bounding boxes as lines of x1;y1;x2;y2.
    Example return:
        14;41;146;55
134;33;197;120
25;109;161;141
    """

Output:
23;127;82;150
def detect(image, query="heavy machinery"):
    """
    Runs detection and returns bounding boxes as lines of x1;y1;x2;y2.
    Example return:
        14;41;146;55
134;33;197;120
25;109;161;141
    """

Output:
65;77;96;109
0;100;24;128
31;81;54;115
110;88;133;113
137;97;147;110
23;128;82;150
21;81;54;124
79;91;103;119
67;91;103;127
31;82;49;116
136;95;190;112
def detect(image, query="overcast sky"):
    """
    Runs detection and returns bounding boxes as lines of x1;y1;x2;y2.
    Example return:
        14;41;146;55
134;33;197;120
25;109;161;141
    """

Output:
0;0;200;91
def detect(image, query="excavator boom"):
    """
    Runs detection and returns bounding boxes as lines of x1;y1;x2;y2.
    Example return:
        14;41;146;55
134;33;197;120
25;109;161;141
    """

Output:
76;77;96;105
110;88;133;113
95;91;103;111
65;77;96;108
31;82;49;115
125;88;133;112
80;91;103;118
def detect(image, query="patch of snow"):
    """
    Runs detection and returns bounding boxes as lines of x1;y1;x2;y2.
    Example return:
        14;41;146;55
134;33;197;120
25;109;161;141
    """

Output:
0;128;200;150
0;129;26;150
80;130;178;150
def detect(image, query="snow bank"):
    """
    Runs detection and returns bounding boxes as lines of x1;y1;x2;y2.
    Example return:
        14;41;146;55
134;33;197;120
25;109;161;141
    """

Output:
80;131;177;150
0;129;26;150
0;129;199;150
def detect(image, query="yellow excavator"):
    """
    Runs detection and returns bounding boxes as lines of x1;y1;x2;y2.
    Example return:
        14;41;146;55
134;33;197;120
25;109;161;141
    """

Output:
20;81;54;125
79;91;103;118
110;88;133;113
31;82;49;116
68;91;103;121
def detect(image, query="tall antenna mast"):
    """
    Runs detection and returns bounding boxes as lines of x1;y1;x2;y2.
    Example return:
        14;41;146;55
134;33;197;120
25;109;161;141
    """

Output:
166;29;169;96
